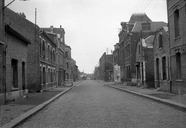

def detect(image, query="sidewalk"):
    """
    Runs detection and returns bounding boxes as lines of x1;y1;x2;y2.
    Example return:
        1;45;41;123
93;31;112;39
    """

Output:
101;81;186;111
0;82;79;128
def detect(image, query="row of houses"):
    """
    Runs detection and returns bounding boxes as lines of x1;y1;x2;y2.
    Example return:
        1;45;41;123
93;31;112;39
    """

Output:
0;6;79;104
96;0;186;95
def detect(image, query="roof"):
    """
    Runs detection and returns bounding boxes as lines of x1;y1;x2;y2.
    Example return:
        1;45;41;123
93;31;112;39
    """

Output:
5;25;31;45
40;30;58;47
129;13;152;23
142;35;155;48
42;26;65;36
65;44;71;50
131;21;167;32
163;26;168;32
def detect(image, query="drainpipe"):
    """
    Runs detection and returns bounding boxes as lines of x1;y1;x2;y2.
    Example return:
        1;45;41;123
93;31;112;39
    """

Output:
166;0;172;93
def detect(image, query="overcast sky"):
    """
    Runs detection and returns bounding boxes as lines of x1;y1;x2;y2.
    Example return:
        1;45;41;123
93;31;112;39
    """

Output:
6;0;167;74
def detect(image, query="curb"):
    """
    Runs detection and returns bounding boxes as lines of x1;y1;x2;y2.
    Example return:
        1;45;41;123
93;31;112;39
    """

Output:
1;85;75;128
106;84;186;112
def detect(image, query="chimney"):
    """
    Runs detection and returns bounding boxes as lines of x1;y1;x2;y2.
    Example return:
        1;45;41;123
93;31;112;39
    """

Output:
50;25;53;32
60;25;62;28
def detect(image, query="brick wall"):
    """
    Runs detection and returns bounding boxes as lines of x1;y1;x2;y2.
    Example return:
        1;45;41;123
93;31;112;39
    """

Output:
167;0;186;94
5;9;40;92
6;34;27;89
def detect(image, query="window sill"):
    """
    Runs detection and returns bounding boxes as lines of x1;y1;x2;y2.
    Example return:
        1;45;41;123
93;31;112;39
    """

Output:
158;47;162;50
176;79;183;82
174;36;181;41
11;88;19;91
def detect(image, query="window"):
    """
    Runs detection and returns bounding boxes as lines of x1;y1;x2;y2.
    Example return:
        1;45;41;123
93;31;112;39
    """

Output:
174;9;180;38
39;37;42;56
66;62;69;69
176;52;182;79
48;45;50;60
42;40;45;58
12;59;18;88
158;32;163;48
65;51;68;58
22;62;25;90
51;48;53;61
142;23;151;31
127;65;131;79
43;67;45;85
138;44;141;54
162;57;166;80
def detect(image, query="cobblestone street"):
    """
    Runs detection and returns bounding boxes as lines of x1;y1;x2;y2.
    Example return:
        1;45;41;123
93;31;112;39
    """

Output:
17;80;186;128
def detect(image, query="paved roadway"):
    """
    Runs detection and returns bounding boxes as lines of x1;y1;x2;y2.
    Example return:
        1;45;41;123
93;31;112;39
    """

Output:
17;80;186;128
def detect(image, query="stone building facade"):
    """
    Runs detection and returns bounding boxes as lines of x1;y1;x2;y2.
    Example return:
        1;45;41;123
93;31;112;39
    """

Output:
167;0;186;94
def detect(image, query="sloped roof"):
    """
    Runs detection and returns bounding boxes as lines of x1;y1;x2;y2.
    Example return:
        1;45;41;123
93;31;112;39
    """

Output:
131;21;167;32
5;25;31;45
129;13;152;23
142;35;155;48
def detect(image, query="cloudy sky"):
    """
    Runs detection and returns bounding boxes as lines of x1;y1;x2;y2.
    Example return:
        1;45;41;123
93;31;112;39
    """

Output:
6;0;167;74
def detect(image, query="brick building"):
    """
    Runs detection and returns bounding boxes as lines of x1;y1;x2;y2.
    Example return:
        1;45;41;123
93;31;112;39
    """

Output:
118;14;152;83
118;13;167;85
136;35;154;88
43;26;66;87
99;52;113;81
153;26;170;92
39;30;58;91
4;25;31;101
167;0;186;94
65;44;72;83
113;43;121;82
3;8;39;97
